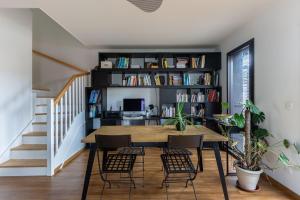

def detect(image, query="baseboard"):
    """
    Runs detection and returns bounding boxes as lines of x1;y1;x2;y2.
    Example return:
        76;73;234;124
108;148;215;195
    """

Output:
54;148;85;175
263;173;300;200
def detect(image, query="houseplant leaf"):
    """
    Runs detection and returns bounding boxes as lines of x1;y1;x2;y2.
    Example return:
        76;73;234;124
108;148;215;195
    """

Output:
231;113;245;128
253;128;269;139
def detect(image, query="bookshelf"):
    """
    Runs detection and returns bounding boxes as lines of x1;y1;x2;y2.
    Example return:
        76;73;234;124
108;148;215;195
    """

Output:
87;52;222;135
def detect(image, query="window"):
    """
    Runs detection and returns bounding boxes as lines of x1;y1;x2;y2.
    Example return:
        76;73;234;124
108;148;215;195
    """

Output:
227;39;254;154
227;39;254;114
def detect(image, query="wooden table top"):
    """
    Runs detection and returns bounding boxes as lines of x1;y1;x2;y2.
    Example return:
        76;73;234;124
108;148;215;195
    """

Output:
82;125;228;144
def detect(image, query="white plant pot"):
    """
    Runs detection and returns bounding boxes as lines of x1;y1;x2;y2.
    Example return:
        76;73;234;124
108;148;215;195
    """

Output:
235;165;263;191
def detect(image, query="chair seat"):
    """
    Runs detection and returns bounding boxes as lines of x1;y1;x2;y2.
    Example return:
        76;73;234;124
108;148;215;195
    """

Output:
164;148;192;155
103;154;136;173
161;154;196;173
118;147;145;156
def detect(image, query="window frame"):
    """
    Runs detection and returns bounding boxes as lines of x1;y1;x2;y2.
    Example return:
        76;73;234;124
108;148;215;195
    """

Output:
227;38;255;111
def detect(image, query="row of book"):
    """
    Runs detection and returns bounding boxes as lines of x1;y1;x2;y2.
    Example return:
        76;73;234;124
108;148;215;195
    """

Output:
161;105;176;118
191;105;205;117
169;74;182;86
191;55;206;68
191;92;206;103
176;93;189;103
154;75;166;86
117;57;130;68
88;90;101;104
138;74;152;86
123;75;138;86
88;105;101;118
183;73;212;86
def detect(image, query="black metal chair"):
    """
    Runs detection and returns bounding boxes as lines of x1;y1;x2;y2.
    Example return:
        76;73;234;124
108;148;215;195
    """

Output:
161;135;204;200
95;135;137;200
117;146;145;184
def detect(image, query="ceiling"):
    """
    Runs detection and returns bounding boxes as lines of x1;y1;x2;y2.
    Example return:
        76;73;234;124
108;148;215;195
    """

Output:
0;0;274;48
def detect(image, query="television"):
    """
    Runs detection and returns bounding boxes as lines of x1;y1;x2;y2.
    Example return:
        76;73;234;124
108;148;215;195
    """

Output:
123;98;145;112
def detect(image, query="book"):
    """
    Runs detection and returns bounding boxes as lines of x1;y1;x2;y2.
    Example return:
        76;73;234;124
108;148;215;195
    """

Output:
200;55;206;68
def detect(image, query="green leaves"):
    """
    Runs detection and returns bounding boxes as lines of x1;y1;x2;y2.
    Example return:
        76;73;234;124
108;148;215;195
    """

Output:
253;128;270;139
278;153;290;166
230;113;245;128
252;111;265;124
245;100;261;114
221;102;229;111
283;139;290;149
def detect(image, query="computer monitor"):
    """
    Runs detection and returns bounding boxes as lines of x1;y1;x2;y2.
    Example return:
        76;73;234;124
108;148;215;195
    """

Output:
123;98;145;112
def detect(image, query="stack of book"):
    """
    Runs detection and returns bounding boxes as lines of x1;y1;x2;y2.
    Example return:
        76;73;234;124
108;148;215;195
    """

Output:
117;57;129;68
176;57;188;68
138;74;152;86
169;74;182;86
176;93;188;102
191;92;205;103
161;105;176;118
123;75;138;86
206;89;219;102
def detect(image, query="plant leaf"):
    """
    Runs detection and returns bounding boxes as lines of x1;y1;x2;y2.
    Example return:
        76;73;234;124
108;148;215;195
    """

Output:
278;153;290;166
252;112;265;124
221;102;229;111
253;128;270;139
245;100;261;114
230;113;245;128
283;139;290;149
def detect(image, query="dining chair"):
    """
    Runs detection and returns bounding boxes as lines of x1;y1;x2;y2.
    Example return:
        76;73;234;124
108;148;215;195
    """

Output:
161;135;204;200
95;135;137;200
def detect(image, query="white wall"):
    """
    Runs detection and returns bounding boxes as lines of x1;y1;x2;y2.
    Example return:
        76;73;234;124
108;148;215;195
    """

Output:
32;9;97;95
0;9;32;159
220;0;300;194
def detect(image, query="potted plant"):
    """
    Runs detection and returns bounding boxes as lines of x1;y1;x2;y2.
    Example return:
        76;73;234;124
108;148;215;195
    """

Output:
225;100;299;191
163;102;191;131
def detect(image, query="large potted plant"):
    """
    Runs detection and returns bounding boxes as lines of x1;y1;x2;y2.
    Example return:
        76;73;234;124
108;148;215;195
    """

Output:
226;100;299;191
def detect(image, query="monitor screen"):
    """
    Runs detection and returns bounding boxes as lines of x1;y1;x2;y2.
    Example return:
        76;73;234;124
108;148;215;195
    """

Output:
123;98;145;112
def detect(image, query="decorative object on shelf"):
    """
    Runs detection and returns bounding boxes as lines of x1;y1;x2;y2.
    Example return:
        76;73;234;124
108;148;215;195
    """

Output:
220;100;300;191
100;61;113;69
126;0;163;13
163;103;192;132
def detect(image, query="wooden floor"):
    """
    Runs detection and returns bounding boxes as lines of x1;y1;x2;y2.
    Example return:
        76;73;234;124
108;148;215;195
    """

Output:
0;148;296;200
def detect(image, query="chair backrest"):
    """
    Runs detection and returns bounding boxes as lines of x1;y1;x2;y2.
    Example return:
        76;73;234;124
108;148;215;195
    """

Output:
95;135;131;149
168;135;203;149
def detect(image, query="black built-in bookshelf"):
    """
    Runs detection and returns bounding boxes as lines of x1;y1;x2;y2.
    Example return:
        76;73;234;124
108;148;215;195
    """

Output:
86;52;222;135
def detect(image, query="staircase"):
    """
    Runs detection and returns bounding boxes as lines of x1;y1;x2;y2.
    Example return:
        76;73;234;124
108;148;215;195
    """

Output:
0;89;52;176
0;50;89;176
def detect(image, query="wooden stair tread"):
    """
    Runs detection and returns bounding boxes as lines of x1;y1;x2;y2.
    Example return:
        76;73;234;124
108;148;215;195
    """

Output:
0;159;47;168
36;104;47;107
36;96;55;98
32;87;50;92
11;144;47;151
32;122;47;125
35;113;47;116
23;132;47;137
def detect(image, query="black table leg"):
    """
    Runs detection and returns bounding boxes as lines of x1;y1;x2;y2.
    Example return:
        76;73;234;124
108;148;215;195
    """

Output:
81;144;96;200
213;142;229;200
197;147;204;172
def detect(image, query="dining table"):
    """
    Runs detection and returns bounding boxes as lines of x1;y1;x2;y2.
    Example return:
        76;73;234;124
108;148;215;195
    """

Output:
81;125;229;200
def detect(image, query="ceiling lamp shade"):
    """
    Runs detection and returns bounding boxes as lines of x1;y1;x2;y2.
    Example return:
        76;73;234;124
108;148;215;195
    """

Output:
127;0;163;12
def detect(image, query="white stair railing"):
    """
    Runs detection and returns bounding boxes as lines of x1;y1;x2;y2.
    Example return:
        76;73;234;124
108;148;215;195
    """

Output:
47;73;89;175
